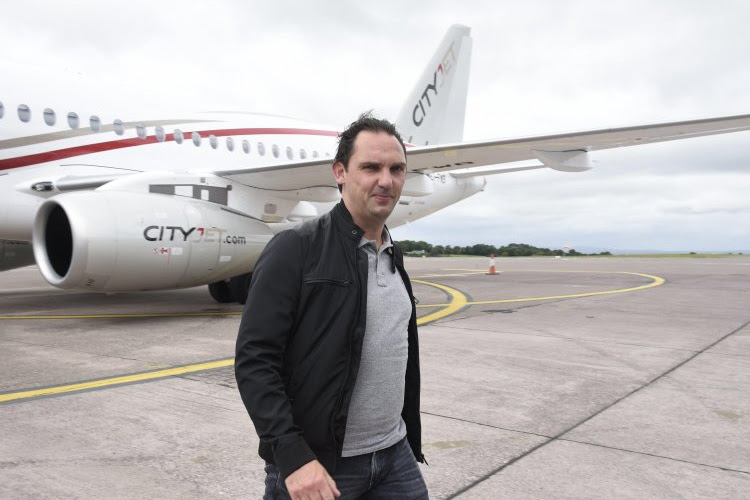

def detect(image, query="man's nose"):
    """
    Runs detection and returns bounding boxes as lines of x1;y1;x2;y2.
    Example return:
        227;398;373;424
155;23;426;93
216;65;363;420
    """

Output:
376;169;393;188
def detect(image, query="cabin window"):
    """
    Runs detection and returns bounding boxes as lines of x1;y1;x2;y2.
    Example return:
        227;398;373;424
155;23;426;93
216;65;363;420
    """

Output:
258;142;266;156
209;135;218;149
286;146;293;159
242;140;250;154
136;124;147;139
114;119;125;135
18;104;31;123
300;149;307;160
226;137;235;151
155;126;166;142
0;101;4;119
90;115;101;132
174;129;184;144
312;151;319;158
67;112;80;129
43;108;56;126
272;144;280;158
192;132;201;146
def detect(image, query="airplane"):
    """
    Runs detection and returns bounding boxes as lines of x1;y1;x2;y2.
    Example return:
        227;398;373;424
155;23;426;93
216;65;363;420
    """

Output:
2;24;750;304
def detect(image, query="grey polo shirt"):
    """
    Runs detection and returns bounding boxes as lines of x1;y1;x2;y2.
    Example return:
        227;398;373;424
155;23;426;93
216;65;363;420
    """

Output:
341;231;410;457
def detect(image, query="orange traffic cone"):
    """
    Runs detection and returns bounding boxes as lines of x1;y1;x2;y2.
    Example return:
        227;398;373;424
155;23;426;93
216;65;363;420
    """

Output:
487;254;497;275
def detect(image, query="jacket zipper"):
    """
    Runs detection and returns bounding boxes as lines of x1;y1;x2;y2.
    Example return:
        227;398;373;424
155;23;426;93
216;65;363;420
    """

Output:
303;278;351;286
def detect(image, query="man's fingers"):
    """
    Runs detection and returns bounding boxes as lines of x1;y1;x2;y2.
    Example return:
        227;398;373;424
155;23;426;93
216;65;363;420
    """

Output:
327;475;341;498
285;460;339;500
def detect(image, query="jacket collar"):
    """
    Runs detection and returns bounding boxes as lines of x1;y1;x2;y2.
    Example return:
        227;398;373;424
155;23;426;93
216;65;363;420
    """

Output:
332;201;363;243
332;201;398;272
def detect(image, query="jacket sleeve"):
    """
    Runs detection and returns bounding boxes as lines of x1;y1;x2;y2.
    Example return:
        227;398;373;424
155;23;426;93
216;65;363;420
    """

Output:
234;230;317;478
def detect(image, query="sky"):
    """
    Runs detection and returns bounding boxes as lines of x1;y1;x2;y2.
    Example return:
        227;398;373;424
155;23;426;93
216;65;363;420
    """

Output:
2;0;749;252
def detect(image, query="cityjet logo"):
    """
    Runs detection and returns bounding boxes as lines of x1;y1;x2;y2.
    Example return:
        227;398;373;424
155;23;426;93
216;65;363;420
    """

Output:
412;41;457;127
143;226;247;245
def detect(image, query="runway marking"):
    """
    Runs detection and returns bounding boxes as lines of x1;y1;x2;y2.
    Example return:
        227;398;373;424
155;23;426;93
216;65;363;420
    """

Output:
467;271;665;305
0;359;234;404
412;279;469;324
0;311;242;320
415;271;664;307
0;272;663;403
0;279;462;403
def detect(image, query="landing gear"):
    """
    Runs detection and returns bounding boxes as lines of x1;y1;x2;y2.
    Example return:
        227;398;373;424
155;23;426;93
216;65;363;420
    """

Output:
208;279;233;303
208;272;253;304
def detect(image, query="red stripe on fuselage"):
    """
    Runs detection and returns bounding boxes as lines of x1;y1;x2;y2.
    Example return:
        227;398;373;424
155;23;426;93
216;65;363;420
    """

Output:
0;127;340;170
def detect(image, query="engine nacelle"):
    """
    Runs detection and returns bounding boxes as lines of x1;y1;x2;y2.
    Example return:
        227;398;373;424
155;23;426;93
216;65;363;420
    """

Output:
32;191;274;291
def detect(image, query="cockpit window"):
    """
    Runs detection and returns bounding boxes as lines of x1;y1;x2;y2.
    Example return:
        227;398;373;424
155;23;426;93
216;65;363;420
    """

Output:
113;119;125;135
18;104;31;123
90;115;101;132
67;112;80;129
43;108;56;126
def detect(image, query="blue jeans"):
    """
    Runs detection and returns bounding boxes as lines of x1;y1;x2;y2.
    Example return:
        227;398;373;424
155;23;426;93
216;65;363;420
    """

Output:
263;437;428;499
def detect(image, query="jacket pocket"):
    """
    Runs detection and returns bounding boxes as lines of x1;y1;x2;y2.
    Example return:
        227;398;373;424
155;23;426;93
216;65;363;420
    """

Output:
303;277;351;287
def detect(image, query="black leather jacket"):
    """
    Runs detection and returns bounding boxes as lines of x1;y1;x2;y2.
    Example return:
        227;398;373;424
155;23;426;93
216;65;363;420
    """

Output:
235;201;423;479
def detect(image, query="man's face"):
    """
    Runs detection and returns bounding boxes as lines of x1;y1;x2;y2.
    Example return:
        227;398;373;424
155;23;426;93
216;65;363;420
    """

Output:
333;131;406;230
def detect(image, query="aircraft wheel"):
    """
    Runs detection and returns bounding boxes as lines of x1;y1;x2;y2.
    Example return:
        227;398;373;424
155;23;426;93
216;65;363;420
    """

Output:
229;272;253;305
208;280;233;303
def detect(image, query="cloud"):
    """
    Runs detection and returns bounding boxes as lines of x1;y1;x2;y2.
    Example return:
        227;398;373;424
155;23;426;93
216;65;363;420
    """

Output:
2;0;749;251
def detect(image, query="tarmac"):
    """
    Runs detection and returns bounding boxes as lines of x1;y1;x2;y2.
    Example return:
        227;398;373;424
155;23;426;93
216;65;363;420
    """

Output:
1;256;748;499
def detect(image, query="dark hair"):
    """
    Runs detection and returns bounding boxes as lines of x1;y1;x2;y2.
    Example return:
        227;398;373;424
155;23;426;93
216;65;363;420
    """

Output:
334;111;406;169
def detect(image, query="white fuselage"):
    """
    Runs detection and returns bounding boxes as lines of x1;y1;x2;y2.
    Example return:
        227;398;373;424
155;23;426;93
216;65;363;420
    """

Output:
0;108;485;290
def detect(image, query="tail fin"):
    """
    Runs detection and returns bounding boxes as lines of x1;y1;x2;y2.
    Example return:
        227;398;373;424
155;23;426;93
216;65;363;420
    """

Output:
395;25;472;146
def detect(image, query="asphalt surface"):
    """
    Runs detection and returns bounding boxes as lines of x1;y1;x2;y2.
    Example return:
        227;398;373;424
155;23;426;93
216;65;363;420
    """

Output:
1;256;748;499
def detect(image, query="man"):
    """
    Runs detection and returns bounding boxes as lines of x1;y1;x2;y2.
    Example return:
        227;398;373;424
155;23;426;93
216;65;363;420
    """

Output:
235;112;427;500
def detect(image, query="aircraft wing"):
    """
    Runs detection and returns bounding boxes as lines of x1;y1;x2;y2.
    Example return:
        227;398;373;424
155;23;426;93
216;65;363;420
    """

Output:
215;113;750;188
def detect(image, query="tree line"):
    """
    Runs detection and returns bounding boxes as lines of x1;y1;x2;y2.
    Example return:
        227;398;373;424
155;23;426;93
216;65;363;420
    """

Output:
396;240;611;257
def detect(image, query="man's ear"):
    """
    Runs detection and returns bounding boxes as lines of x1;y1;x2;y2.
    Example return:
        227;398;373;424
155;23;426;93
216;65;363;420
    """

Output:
332;161;346;187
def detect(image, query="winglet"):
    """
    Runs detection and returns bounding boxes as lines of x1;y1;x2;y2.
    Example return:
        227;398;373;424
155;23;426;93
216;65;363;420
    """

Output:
395;25;472;146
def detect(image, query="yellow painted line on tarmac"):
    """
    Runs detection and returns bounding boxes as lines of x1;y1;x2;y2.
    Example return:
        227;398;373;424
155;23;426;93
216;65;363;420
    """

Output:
0;311;241;320
0;273;662;403
412;279;468;325
467;271;664;305
1;279;458;404
0;359;235;404
415;271;665;307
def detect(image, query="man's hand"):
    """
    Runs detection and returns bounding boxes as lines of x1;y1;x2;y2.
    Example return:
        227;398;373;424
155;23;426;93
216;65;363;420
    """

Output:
284;460;340;500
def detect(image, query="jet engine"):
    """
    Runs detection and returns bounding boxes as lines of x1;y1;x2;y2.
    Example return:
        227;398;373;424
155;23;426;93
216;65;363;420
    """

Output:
32;191;273;291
